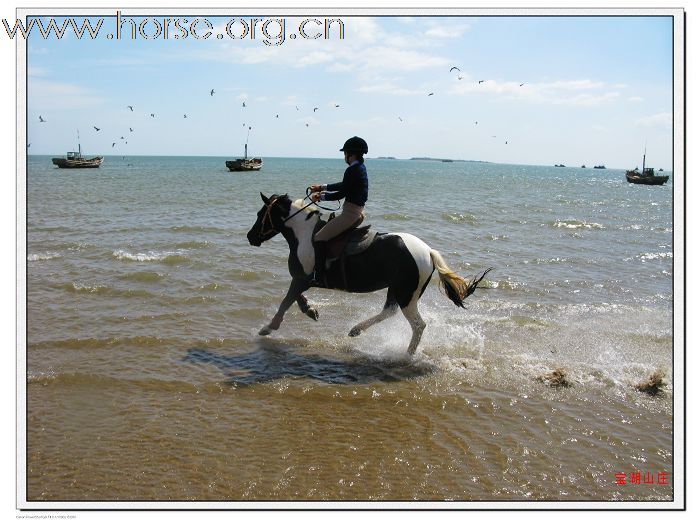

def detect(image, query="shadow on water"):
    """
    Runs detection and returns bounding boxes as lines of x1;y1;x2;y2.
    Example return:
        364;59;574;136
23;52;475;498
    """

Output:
184;339;435;386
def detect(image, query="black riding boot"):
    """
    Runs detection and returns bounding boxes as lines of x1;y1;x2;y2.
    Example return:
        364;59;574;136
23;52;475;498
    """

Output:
311;241;327;287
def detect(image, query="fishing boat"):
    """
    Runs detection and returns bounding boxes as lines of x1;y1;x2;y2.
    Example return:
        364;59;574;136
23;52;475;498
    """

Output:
593;165;606;169
554;164;565;167
226;127;262;172
625;146;668;186
51;141;103;169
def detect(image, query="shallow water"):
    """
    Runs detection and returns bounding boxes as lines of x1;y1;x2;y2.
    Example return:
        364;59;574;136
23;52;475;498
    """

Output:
25;156;674;502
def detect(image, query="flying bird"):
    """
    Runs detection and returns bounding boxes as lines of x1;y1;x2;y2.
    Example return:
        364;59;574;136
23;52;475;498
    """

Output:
150;113;155;118
93;126;100;131
127;105;133;111
505;140;508;144
457;75;464;80
519;83;525;87
120;136;124;139
275;114;279;118
335;104;340;107
313;107;319;112
210;89;215;96
295;106;299;111
428;92;434;96
242;102;246;108
112;142;116;147
305;123;309;127
39;116;45;122
184;114;187;118
478;80;485;84
398;117;403;122
474;121;478;125
129;127;133;132
449;66;461;73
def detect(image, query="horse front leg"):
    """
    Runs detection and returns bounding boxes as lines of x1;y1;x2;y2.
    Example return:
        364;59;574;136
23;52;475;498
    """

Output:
259;278;308;336
296;294;319;321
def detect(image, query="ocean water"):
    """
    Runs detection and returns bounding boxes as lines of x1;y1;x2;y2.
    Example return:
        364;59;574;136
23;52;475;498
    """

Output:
25;155;674;502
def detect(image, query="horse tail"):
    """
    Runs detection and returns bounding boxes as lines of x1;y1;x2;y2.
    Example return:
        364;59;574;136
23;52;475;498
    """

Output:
429;250;492;308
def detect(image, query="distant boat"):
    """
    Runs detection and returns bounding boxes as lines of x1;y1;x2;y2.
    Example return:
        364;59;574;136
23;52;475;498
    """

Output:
625;147;668;185
226;128;262;172
51;142;102;168
554;164;565;167
593;165;606;169
441;159;453;163
581;165;586;168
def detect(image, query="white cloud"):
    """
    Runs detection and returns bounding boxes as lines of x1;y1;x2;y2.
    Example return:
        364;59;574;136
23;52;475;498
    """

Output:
449;78;621;106
635;112;672;128
28;79;105;109
422;20;470;40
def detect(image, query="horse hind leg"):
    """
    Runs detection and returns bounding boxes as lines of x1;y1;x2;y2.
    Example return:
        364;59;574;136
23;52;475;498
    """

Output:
348;291;399;337
401;300;426;356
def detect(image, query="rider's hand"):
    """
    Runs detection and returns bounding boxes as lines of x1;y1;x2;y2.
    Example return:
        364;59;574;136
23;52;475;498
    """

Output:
310;192;322;203
309;184;322;193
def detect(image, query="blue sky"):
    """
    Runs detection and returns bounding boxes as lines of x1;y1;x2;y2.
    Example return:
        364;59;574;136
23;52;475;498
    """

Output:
25;14;674;168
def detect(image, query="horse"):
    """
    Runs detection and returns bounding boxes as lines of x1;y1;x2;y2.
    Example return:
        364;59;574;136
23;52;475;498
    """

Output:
247;193;491;356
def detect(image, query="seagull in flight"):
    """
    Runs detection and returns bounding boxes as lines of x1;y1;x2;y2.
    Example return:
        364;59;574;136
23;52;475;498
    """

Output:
335;104;340;107
428;92;434;96
150;113;155;118
478;80;485;84
449;66;461;73
210;89;215;96
112;142;116;148
39;116;46;122
183;114;187;118
93;126;100;131
398;117;403;122
242;101;246;108
313;107;319;112
129;127;133;132
519;83;525;87
275;114;279;118
127;105;133;111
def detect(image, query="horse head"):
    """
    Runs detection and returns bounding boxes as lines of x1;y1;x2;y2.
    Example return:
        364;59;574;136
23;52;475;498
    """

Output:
247;192;293;246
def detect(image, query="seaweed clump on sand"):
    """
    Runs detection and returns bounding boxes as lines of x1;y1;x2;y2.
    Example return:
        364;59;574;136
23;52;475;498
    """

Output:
636;370;666;396
537;367;571;388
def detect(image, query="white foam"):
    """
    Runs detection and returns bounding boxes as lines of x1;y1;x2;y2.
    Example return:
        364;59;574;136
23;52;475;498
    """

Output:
27;252;61;261
113;248;185;262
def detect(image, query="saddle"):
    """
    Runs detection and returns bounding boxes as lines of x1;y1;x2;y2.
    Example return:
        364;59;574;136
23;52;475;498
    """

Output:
316;215;379;290
326;223;377;260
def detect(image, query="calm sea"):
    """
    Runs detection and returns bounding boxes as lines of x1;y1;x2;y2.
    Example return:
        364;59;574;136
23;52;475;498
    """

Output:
25;155;674;502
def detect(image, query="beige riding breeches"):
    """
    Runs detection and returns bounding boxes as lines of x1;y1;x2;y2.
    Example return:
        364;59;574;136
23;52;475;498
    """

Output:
313;201;365;242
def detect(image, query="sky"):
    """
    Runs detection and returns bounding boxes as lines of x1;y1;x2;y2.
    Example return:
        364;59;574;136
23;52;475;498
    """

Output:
24;13;674;168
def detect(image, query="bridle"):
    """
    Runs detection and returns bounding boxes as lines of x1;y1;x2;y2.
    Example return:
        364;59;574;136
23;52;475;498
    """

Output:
258;189;340;238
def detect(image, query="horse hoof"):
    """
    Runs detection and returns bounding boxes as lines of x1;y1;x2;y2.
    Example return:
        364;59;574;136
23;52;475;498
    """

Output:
306;308;319;321
259;326;272;336
348;327;361;337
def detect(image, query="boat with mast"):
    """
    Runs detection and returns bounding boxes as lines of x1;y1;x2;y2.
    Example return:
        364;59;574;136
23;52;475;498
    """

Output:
625;144;668;185
51;130;103;168
226;126;262;172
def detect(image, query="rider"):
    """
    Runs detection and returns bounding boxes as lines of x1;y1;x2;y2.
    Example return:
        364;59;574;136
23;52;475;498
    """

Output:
308;136;369;286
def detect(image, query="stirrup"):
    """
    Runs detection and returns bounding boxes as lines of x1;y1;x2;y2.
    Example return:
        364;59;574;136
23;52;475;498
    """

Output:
308;271;326;288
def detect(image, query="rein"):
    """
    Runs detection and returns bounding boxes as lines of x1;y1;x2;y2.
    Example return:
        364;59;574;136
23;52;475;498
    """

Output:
259;188;341;236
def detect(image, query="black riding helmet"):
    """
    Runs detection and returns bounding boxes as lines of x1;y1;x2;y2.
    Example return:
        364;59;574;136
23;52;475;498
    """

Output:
339;136;368;155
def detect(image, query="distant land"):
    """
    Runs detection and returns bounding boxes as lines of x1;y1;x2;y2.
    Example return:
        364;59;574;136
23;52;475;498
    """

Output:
373;156;492;163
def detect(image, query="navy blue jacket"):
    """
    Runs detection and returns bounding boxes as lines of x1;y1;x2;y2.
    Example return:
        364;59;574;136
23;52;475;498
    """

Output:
323;161;368;206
